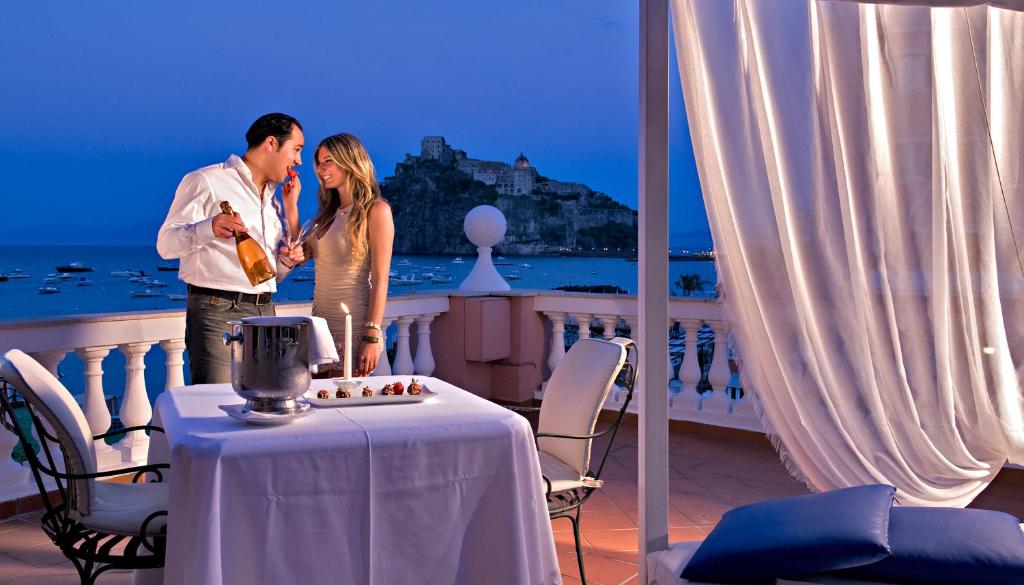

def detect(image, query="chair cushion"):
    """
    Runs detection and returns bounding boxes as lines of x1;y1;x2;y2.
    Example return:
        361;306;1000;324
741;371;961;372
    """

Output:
538;451;588;494
681;485;895;583
839;507;1024;585
537;338;627;476
76;481;169;536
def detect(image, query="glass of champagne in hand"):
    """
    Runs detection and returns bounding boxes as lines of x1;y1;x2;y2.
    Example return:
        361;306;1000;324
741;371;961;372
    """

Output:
290;219;319;248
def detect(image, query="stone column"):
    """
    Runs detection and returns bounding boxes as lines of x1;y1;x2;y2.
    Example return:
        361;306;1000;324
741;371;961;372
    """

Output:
702;321;734;417
677;319;701;392
160;339;187;390
372;318;395;376
75;345;120;469
117;342;152;464
544;312;566;378
413;314;438;376
596;314;619;340
570;312;592;344
30;350;67;378
392;316;416;375
0;396;29;497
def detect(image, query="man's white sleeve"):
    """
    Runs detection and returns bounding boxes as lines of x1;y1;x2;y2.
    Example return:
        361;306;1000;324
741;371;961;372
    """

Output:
156;173;218;259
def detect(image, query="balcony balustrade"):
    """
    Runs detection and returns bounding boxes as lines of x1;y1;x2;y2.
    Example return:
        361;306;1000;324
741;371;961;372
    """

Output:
0;289;753;507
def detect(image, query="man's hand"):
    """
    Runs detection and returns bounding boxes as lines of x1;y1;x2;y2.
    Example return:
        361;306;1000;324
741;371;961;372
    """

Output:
278;244;305;268
212;212;247;238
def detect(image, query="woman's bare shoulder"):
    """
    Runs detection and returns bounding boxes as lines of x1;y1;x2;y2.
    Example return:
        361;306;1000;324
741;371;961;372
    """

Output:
369;199;393;219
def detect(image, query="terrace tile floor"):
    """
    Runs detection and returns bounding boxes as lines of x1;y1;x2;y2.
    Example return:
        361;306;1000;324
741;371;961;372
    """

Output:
1;421;1022;584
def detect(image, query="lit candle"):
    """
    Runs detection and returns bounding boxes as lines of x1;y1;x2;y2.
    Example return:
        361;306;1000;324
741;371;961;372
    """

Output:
340;302;352;379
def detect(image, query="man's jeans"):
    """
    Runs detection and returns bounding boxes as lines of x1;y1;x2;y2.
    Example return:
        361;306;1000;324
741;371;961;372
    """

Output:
185;293;275;384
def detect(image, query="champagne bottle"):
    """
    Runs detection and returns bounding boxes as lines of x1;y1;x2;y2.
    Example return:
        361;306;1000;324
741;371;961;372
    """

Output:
219;201;276;286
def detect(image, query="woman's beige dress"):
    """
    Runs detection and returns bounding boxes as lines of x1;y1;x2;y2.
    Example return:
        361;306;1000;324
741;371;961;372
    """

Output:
310;205;382;372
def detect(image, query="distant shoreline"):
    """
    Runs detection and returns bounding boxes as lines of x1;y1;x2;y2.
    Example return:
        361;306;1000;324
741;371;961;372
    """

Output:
0;243;716;262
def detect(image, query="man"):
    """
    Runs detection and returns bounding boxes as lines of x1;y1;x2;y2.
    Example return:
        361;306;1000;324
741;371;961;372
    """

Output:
157;113;305;384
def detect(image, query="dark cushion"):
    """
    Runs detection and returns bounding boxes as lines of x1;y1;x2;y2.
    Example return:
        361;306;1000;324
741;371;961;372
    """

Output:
840;506;1024;585
680;484;895;584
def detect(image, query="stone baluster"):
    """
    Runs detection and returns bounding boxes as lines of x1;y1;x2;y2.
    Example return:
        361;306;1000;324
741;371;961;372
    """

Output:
622;315;642;405
544;312;566;377
670;319;701;414
117;342;152;463
667;318;676;381
570;312;592;344
392;316;415;375
413;314;438;376
701;321;734;417
707;321;733;391
75;345;120;469
160;339;187;390
596;314;619;340
372;318;394;376
0;385;29;495
676;319;702;392
30;350;67;378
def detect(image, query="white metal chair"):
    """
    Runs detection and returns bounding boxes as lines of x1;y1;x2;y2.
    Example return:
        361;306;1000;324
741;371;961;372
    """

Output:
513;336;638;585
0;349;169;585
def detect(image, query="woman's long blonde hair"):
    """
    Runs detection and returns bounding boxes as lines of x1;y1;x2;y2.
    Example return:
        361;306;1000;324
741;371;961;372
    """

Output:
311;133;384;266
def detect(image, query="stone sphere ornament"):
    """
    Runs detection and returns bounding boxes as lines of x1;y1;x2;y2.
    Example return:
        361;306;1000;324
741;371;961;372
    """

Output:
459;205;511;291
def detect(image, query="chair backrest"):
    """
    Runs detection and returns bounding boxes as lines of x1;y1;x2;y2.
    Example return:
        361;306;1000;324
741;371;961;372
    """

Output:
0;349;97;516
537;337;633;477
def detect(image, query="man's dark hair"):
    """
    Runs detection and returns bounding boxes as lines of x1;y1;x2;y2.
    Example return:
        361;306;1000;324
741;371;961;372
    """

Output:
245;113;302;150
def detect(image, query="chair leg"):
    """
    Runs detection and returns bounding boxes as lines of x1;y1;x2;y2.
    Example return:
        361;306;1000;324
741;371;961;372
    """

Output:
570;510;587;585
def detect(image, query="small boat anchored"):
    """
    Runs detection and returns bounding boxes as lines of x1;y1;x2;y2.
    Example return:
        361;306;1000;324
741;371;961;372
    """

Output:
55;262;93;272
129;289;162;298
38;286;60;295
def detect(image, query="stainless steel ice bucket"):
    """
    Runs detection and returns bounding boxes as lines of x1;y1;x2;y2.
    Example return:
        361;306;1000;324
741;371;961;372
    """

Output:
223;317;311;414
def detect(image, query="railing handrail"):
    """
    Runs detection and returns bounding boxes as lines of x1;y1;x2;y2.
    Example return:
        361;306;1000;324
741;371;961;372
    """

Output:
0;296;451;354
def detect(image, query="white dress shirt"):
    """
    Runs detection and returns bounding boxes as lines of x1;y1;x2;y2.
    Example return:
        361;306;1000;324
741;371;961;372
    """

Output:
157;155;289;294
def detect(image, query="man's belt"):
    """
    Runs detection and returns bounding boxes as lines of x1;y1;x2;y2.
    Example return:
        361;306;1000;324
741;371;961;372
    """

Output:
187;285;273;306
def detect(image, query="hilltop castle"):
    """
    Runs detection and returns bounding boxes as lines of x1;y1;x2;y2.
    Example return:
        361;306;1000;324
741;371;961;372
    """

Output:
397;136;594;198
384;136;637;256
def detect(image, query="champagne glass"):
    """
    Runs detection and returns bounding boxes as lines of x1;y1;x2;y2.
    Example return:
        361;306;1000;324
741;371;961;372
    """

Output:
290;219;319;248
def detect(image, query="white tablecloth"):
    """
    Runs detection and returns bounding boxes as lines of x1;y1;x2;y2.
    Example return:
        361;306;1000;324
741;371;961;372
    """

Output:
149;377;562;585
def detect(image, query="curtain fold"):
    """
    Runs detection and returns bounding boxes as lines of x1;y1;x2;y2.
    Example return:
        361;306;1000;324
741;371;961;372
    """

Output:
672;0;1024;506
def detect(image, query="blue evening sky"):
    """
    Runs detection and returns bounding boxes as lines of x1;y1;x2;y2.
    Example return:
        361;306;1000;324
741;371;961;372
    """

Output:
0;0;707;246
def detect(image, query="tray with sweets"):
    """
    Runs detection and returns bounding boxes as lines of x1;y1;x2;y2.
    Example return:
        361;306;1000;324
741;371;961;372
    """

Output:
304;378;436;407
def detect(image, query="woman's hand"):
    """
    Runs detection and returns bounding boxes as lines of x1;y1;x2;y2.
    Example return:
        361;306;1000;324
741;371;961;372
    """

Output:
282;167;301;207
277;244;305;268
356;338;381;377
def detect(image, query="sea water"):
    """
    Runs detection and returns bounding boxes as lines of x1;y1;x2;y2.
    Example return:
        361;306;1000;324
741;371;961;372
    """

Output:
0;245;717;402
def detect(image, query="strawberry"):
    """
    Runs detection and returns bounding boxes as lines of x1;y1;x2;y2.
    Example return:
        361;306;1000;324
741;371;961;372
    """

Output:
392;381;405;395
335;388;350;398
407;378;422;395
287;167;298;179
381;383;395;395
317;389;329;399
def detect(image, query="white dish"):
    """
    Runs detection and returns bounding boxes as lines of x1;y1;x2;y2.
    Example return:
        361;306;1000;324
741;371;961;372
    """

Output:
219;403;314;425
305;384;437;407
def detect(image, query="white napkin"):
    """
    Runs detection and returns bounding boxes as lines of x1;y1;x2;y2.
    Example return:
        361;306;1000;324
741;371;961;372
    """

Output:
239;316;338;373
302;316;339;373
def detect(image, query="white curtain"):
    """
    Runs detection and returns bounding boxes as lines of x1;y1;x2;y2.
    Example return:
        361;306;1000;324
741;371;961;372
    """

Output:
671;0;1024;506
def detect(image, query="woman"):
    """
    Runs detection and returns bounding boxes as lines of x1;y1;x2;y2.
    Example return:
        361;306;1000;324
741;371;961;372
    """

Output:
283;133;395;377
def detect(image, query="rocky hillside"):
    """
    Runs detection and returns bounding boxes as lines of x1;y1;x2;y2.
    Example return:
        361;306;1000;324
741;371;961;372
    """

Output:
381;158;637;255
